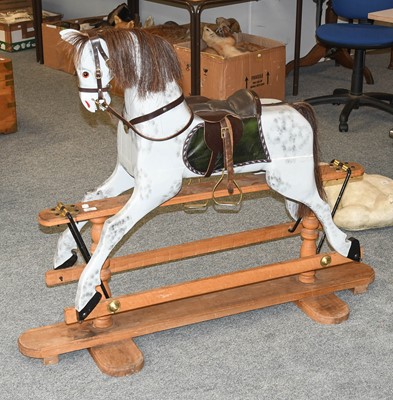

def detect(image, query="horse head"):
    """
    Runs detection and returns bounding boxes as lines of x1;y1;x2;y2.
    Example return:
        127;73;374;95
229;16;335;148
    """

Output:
60;29;113;113
61;27;184;114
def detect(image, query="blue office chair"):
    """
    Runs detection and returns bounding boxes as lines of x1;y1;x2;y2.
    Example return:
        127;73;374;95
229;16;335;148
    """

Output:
306;0;393;132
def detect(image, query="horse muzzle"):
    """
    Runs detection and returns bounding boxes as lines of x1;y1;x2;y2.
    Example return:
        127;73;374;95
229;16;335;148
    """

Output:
79;86;111;113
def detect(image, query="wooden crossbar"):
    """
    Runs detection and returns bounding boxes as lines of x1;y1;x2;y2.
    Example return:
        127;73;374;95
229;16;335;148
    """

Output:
45;221;302;287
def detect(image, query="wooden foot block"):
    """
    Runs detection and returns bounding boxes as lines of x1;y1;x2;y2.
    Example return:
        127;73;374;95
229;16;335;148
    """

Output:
88;339;144;377
43;355;59;365
295;293;349;324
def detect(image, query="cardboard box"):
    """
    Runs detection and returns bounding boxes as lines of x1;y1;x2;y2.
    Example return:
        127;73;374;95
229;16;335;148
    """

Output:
174;33;286;100
0;57;17;133
42;21;75;73
42;16;107;74
0;1;61;52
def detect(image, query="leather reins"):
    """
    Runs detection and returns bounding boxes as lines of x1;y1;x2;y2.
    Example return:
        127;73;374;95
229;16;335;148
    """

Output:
79;35;194;142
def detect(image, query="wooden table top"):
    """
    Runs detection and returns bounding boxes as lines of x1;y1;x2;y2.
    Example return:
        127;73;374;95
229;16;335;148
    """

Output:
368;8;393;24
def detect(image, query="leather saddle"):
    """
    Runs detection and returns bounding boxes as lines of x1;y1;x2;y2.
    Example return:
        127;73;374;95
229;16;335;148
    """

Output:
185;89;263;194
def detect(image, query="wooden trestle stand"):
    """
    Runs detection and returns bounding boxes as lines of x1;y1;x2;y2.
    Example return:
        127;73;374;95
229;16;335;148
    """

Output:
18;162;374;376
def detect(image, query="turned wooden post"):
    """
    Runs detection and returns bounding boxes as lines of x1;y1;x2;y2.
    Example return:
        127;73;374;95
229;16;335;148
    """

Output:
90;216;113;329
87;220;144;377
298;213;320;284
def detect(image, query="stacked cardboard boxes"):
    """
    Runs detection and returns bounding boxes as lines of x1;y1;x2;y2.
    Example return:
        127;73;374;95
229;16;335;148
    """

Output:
0;0;61;52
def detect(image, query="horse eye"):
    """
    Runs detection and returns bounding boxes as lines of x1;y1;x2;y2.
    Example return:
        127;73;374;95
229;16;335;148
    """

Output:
82;71;89;78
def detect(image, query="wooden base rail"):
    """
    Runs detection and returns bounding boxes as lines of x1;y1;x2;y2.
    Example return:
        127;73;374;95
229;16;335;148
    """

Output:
18;162;374;377
62;251;354;325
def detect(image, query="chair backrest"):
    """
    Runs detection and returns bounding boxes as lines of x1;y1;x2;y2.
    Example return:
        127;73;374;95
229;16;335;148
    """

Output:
332;0;393;20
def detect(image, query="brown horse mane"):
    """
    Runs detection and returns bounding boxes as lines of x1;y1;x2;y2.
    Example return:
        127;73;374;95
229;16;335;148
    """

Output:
290;101;326;218
65;27;183;97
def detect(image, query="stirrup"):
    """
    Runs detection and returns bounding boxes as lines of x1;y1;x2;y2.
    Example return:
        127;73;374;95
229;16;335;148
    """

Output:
183;178;209;213
183;201;209;212
212;170;243;212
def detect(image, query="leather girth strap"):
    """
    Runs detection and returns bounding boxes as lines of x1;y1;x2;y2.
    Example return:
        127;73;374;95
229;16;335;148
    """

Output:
199;112;243;179
220;117;235;194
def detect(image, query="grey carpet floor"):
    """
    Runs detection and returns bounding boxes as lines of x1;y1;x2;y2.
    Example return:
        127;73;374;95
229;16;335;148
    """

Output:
0;47;392;400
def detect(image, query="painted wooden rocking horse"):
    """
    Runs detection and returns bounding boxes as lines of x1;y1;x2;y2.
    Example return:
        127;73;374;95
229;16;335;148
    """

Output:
54;27;361;320
18;27;374;377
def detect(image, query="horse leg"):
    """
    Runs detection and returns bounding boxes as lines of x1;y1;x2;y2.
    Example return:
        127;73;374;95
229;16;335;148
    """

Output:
285;199;299;221
75;173;183;319
264;160;360;261
300;193;360;261
54;163;135;269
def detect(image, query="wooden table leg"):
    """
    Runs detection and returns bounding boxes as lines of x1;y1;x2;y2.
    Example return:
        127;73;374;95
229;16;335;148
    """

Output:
31;0;43;63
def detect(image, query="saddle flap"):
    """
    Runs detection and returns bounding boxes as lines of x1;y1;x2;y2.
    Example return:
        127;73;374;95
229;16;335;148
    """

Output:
203;114;243;154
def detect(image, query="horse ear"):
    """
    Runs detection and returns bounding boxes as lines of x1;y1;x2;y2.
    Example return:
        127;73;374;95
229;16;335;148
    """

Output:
59;29;83;44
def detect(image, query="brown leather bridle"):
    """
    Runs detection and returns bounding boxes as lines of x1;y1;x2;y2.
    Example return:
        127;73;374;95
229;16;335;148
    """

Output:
79;35;194;142
78;36;111;103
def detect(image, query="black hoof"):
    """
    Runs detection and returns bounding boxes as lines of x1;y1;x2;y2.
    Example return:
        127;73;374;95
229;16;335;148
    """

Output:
54;250;78;270
347;238;361;262
77;291;102;321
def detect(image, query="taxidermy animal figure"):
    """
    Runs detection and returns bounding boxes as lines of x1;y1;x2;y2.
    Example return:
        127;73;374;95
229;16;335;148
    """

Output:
202;26;264;58
202;26;243;57
113;14;157;30
214;17;241;36
114;14;134;29
142;16;241;44
112;14;242;45
144;21;190;43
114;14;191;43
143;16;154;28
107;2;135;26
59;27;360;320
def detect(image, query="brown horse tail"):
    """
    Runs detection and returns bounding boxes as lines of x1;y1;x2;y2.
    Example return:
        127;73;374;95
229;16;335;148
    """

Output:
290;101;326;218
